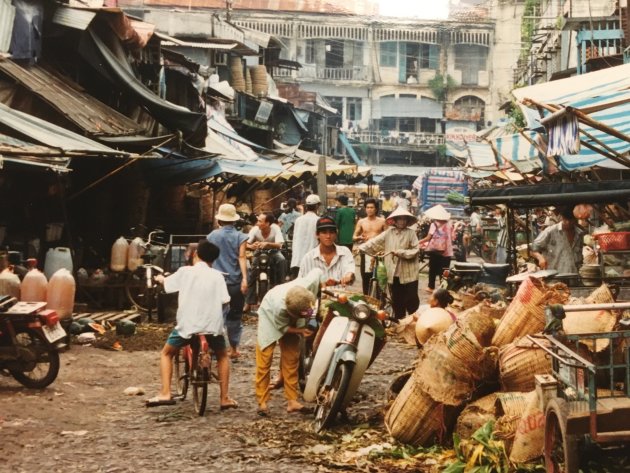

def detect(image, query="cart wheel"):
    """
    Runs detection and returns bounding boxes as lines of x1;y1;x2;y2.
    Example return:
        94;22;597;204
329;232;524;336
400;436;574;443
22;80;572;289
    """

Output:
544;398;580;473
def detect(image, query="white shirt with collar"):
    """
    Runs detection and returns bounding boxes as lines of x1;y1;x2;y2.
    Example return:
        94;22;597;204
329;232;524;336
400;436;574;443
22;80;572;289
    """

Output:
163;261;230;339
290;211;319;268
298;244;355;282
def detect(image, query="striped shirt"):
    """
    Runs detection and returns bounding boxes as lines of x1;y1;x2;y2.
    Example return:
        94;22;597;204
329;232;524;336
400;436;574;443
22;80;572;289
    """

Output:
298;244;355;282
497;215;509;249
358;227;419;285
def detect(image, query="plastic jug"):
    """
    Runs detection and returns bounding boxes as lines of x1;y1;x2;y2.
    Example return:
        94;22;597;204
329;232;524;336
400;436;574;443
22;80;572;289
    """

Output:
0;267;20;299
127;237;145;271
21;268;48;302
110;237;129;272
47;268;76;319
44;247;73;280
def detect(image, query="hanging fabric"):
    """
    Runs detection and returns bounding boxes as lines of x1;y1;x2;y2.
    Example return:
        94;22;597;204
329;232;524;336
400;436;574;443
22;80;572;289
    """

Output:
546;112;580;156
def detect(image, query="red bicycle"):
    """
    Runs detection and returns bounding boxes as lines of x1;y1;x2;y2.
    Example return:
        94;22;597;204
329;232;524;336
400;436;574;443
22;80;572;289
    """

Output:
172;334;216;416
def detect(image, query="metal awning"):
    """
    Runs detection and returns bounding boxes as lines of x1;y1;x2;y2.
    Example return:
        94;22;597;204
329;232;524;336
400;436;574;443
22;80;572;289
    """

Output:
0;58;147;138
470;180;630;207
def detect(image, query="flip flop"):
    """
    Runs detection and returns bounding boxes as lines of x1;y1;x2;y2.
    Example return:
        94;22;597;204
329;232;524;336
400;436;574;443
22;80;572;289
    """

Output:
220;400;239;410
287;406;313;414
145;397;176;407
257;408;269;417
271;379;284;390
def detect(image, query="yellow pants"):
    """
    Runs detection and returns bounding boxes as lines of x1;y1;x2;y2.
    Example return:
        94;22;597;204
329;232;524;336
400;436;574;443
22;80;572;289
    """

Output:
255;333;300;407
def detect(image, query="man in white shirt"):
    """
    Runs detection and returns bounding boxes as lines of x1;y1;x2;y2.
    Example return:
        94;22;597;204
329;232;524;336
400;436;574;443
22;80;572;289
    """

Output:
246;212;286;307
289;194;321;279
298;216;355;286
147;240;237;409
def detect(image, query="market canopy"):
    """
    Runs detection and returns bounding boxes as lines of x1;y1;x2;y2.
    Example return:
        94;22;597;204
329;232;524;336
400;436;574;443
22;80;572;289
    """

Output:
470;180;630;207
513;63;630;171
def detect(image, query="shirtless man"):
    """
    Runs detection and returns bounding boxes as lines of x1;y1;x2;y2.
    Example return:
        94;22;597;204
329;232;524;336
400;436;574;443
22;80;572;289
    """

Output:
353;198;387;295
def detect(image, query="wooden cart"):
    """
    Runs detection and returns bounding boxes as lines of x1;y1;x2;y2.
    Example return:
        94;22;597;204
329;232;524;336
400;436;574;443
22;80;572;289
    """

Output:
530;302;630;473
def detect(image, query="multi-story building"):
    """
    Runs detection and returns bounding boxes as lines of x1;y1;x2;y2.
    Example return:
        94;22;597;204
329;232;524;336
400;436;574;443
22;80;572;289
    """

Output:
119;0;529;166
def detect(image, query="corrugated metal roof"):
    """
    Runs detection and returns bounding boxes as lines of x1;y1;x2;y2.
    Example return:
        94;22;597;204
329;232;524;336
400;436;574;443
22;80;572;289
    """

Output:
137;0;376;15
0;0;16;53
0;102;129;157
52;5;97;30
0;58;147;137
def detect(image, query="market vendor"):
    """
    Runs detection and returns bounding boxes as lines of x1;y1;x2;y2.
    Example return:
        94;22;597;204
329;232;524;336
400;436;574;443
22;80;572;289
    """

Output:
530;206;584;274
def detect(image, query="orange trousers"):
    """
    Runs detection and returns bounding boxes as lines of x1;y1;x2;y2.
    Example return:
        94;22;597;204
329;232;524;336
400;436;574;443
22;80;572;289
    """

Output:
255;333;300;407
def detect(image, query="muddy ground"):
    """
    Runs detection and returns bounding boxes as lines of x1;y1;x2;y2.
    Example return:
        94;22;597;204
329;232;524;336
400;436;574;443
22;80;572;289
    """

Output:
0;316;428;473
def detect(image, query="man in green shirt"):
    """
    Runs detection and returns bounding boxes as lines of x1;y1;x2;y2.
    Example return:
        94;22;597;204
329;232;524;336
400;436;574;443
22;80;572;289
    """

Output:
334;195;356;251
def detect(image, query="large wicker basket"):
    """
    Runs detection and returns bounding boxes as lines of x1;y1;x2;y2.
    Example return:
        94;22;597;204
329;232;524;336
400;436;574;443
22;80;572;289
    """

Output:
385;372;457;447
494;391;531;454
499;337;552;392
455;393;499;440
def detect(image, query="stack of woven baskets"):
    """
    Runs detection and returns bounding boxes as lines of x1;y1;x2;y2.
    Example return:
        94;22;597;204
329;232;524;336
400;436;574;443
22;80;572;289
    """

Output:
250;65;268;97
386;276;619;463
230;57;246;92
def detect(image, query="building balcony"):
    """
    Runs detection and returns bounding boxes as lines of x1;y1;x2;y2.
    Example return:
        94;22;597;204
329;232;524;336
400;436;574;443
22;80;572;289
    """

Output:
347;130;444;149
316;66;368;81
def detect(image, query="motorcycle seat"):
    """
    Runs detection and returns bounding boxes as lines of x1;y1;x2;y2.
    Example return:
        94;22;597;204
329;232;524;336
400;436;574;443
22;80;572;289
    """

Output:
453;262;482;270
482;263;511;270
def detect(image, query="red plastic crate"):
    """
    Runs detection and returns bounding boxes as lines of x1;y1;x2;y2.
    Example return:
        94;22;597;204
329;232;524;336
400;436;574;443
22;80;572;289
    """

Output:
595;232;630;251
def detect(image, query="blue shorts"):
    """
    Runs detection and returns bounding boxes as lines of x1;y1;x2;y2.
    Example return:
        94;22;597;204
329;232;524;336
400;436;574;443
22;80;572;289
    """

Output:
166;329;226;352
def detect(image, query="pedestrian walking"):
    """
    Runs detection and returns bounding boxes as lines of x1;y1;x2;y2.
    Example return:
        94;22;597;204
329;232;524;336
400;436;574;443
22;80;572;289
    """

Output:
418;205;454;293
334;195;356;252
289;194;321;279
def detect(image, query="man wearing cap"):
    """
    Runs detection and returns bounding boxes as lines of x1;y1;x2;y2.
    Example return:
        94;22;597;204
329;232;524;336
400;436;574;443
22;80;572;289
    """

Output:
298;216;355;286
334;195;356;252
290;194;321;279
358;208;420;320
208;204;249;359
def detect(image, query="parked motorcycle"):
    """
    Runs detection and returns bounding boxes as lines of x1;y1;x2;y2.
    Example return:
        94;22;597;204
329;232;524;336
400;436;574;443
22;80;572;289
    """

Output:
0;296;67;388
251;249;274;303
303;290;389;432
442;261;511;293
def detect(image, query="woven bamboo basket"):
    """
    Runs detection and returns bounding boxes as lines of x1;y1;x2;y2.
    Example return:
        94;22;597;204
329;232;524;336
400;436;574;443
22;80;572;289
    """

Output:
455;392;499;440
385;372;457;447
251;65;268;97
415;334;486;406
245;66;252;94
492;277;569;347
456;304;496;348
494;391;531;453
586;283;615;304
499;337;551;392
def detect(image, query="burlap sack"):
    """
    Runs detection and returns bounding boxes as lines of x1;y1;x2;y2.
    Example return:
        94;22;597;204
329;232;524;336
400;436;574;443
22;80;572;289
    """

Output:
494;392;530;454
509;391;545;463
385;372;457;447
499;336;552;392
564;284;617;352
455;393;499;440
492;277;569;346
393;315;419;346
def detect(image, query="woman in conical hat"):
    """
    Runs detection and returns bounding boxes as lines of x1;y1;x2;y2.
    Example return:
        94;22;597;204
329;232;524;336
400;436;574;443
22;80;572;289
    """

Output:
418;205;454;293
358;206;420;320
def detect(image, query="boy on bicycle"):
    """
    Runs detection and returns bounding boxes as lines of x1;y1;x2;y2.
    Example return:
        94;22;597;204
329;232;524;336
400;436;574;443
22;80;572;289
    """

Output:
146;239;238;410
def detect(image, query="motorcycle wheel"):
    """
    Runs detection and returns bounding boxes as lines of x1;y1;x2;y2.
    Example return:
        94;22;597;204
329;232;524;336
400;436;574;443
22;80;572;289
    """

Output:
298;337;313;392
257;279;269;304
9;329;60;389
314;362;352;432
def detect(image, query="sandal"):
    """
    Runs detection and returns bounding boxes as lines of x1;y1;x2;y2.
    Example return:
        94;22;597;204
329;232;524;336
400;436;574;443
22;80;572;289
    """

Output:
220;399;239;410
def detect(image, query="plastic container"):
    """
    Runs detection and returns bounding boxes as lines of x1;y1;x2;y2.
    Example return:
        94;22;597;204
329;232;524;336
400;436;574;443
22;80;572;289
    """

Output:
595;232;630;251
110;237;129;272
0;267;20;299
21;268;48;302
47;268;76;319
44;247;73;280
127;237;145;271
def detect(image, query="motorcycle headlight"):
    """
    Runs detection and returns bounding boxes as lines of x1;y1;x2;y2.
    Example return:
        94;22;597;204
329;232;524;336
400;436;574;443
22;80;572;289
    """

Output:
353;304;370;321
259;254;269;264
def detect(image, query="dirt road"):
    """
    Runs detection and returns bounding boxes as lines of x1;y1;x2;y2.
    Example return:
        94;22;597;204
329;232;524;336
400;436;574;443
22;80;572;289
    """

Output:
0;321;418;473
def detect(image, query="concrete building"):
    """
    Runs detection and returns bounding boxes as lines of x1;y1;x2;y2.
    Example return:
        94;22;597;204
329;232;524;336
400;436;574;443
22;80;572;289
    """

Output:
119;0;531;166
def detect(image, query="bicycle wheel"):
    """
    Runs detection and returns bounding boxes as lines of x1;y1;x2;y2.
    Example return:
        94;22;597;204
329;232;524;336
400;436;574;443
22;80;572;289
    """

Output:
125;273;157;314
191;345;208;416
173;349;189;400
